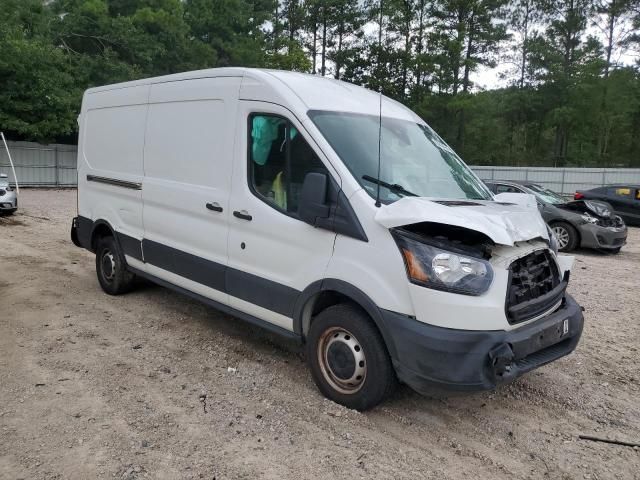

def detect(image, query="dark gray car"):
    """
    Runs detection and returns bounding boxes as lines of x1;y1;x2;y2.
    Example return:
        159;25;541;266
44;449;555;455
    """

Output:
485;180;627;253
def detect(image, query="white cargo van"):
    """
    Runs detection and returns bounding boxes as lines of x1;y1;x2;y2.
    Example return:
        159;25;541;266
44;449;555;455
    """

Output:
71;68;584;410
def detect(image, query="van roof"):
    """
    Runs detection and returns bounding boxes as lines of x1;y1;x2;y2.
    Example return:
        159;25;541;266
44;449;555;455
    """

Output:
84;68;422;122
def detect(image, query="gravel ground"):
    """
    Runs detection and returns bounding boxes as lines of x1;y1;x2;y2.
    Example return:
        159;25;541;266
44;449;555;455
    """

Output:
1;189;639;480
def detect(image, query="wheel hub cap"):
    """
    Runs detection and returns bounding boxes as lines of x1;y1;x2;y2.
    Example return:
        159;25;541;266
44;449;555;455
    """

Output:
318;328;366;394
102;250;116;281
327;342;356;380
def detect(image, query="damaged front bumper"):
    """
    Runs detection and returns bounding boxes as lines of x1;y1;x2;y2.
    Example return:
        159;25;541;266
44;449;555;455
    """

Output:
579;223;627;250
382;294;584;395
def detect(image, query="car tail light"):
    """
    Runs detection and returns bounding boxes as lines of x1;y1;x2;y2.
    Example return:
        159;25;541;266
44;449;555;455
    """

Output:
574;192;584;200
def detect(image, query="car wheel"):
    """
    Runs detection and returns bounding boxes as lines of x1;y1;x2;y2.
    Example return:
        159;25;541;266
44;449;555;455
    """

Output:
551;222;578;252
306;303;396;411
95;235;136;295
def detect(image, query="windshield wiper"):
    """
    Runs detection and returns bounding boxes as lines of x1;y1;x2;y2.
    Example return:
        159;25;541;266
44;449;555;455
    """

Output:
362;175;418;197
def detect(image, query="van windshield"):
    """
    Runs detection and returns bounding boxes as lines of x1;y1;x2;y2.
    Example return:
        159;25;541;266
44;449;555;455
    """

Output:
309;110;492;203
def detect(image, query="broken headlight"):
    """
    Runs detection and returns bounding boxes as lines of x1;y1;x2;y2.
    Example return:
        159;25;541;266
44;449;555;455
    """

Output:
580;213;598;224
584;200;611;218
392;231;493;296
546;225;559;254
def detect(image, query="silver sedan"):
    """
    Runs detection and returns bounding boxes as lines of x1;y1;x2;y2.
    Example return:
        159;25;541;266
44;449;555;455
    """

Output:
0;173;17;214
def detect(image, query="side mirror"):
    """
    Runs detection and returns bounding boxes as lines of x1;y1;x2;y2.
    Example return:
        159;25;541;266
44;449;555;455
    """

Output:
298;172;330;225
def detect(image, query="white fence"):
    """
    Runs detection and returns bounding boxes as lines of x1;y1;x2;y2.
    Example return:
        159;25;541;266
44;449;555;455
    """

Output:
2;140;640;193
0;141;77;187
471;166;640;195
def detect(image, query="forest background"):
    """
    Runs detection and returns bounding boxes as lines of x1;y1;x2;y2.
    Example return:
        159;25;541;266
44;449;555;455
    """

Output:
1;0;640;167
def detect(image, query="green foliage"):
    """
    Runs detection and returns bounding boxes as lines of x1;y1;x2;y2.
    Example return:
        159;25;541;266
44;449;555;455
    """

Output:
0;1;80;142
0;0;638;166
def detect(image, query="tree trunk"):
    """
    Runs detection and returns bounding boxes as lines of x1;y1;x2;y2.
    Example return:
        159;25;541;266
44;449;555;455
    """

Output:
452;5;467;96
554;125;564;166
457;109;466;152
604;0;615;80
457;14;475;148
508;120;515;162
321;6;327;76
312;21;317;73
335;21;344;79
290;0;297;43
462;26;474;93
630;109;640;166
401;0;411;99
599;1;616;157
273;3;279;54
415;0;425;98
288;0;297;52
519;0;531;89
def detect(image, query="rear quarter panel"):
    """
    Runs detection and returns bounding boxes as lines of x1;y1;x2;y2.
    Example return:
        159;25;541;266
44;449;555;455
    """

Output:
78;85;148;239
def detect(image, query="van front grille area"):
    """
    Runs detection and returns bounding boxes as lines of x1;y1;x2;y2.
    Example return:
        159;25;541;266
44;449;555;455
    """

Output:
506;250;563;324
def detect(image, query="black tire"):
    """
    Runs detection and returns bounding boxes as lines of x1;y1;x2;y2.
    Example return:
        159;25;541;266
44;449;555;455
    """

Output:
306;303;396;411
551;221;579;252
95;235;136;295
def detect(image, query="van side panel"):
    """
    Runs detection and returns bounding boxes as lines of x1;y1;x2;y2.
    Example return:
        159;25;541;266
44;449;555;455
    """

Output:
78;85;149;243
141;77;242;306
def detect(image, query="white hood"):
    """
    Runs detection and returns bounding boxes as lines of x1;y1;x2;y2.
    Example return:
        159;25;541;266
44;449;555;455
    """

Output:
374;196;549;246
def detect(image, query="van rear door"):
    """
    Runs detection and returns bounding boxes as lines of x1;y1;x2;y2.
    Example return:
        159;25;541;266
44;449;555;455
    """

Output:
226;101;339;331
141;77;241;305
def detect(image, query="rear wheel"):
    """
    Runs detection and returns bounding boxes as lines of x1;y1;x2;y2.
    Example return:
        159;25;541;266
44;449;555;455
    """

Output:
306;303;396;411
551;222;578;252
95;235;136;295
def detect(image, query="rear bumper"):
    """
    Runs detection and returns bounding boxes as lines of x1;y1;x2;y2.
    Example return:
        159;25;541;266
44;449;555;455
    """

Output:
579;223;627;250
71;216;92;249
382;294;584;395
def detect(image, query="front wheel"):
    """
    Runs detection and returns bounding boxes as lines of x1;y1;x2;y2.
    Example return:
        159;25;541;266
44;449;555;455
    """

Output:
551;222;579;252
306;303;396;411
95;235;136;295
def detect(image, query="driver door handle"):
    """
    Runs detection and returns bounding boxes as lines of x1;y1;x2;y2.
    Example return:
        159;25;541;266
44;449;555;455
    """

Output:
206;202;223;212
233;210;252;221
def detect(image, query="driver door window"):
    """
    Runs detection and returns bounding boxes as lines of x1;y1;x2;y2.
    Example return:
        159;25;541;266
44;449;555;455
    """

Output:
496;184;522;194
248;114;327;216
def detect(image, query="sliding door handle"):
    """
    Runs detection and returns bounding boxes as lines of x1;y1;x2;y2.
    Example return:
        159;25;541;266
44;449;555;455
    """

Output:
233;210;252;221
206;202;223;212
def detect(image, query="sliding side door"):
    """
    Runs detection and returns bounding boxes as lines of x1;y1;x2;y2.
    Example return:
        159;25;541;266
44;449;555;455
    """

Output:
141;77;241;305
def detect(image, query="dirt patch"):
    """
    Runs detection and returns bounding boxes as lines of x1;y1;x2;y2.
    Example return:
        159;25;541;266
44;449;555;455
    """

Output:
1;189;639;480
0;214;26;226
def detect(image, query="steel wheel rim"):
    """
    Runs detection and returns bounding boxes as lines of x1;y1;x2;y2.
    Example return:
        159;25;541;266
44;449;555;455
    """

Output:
101;249;116;282
317;327;366;394
552;226;570;249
